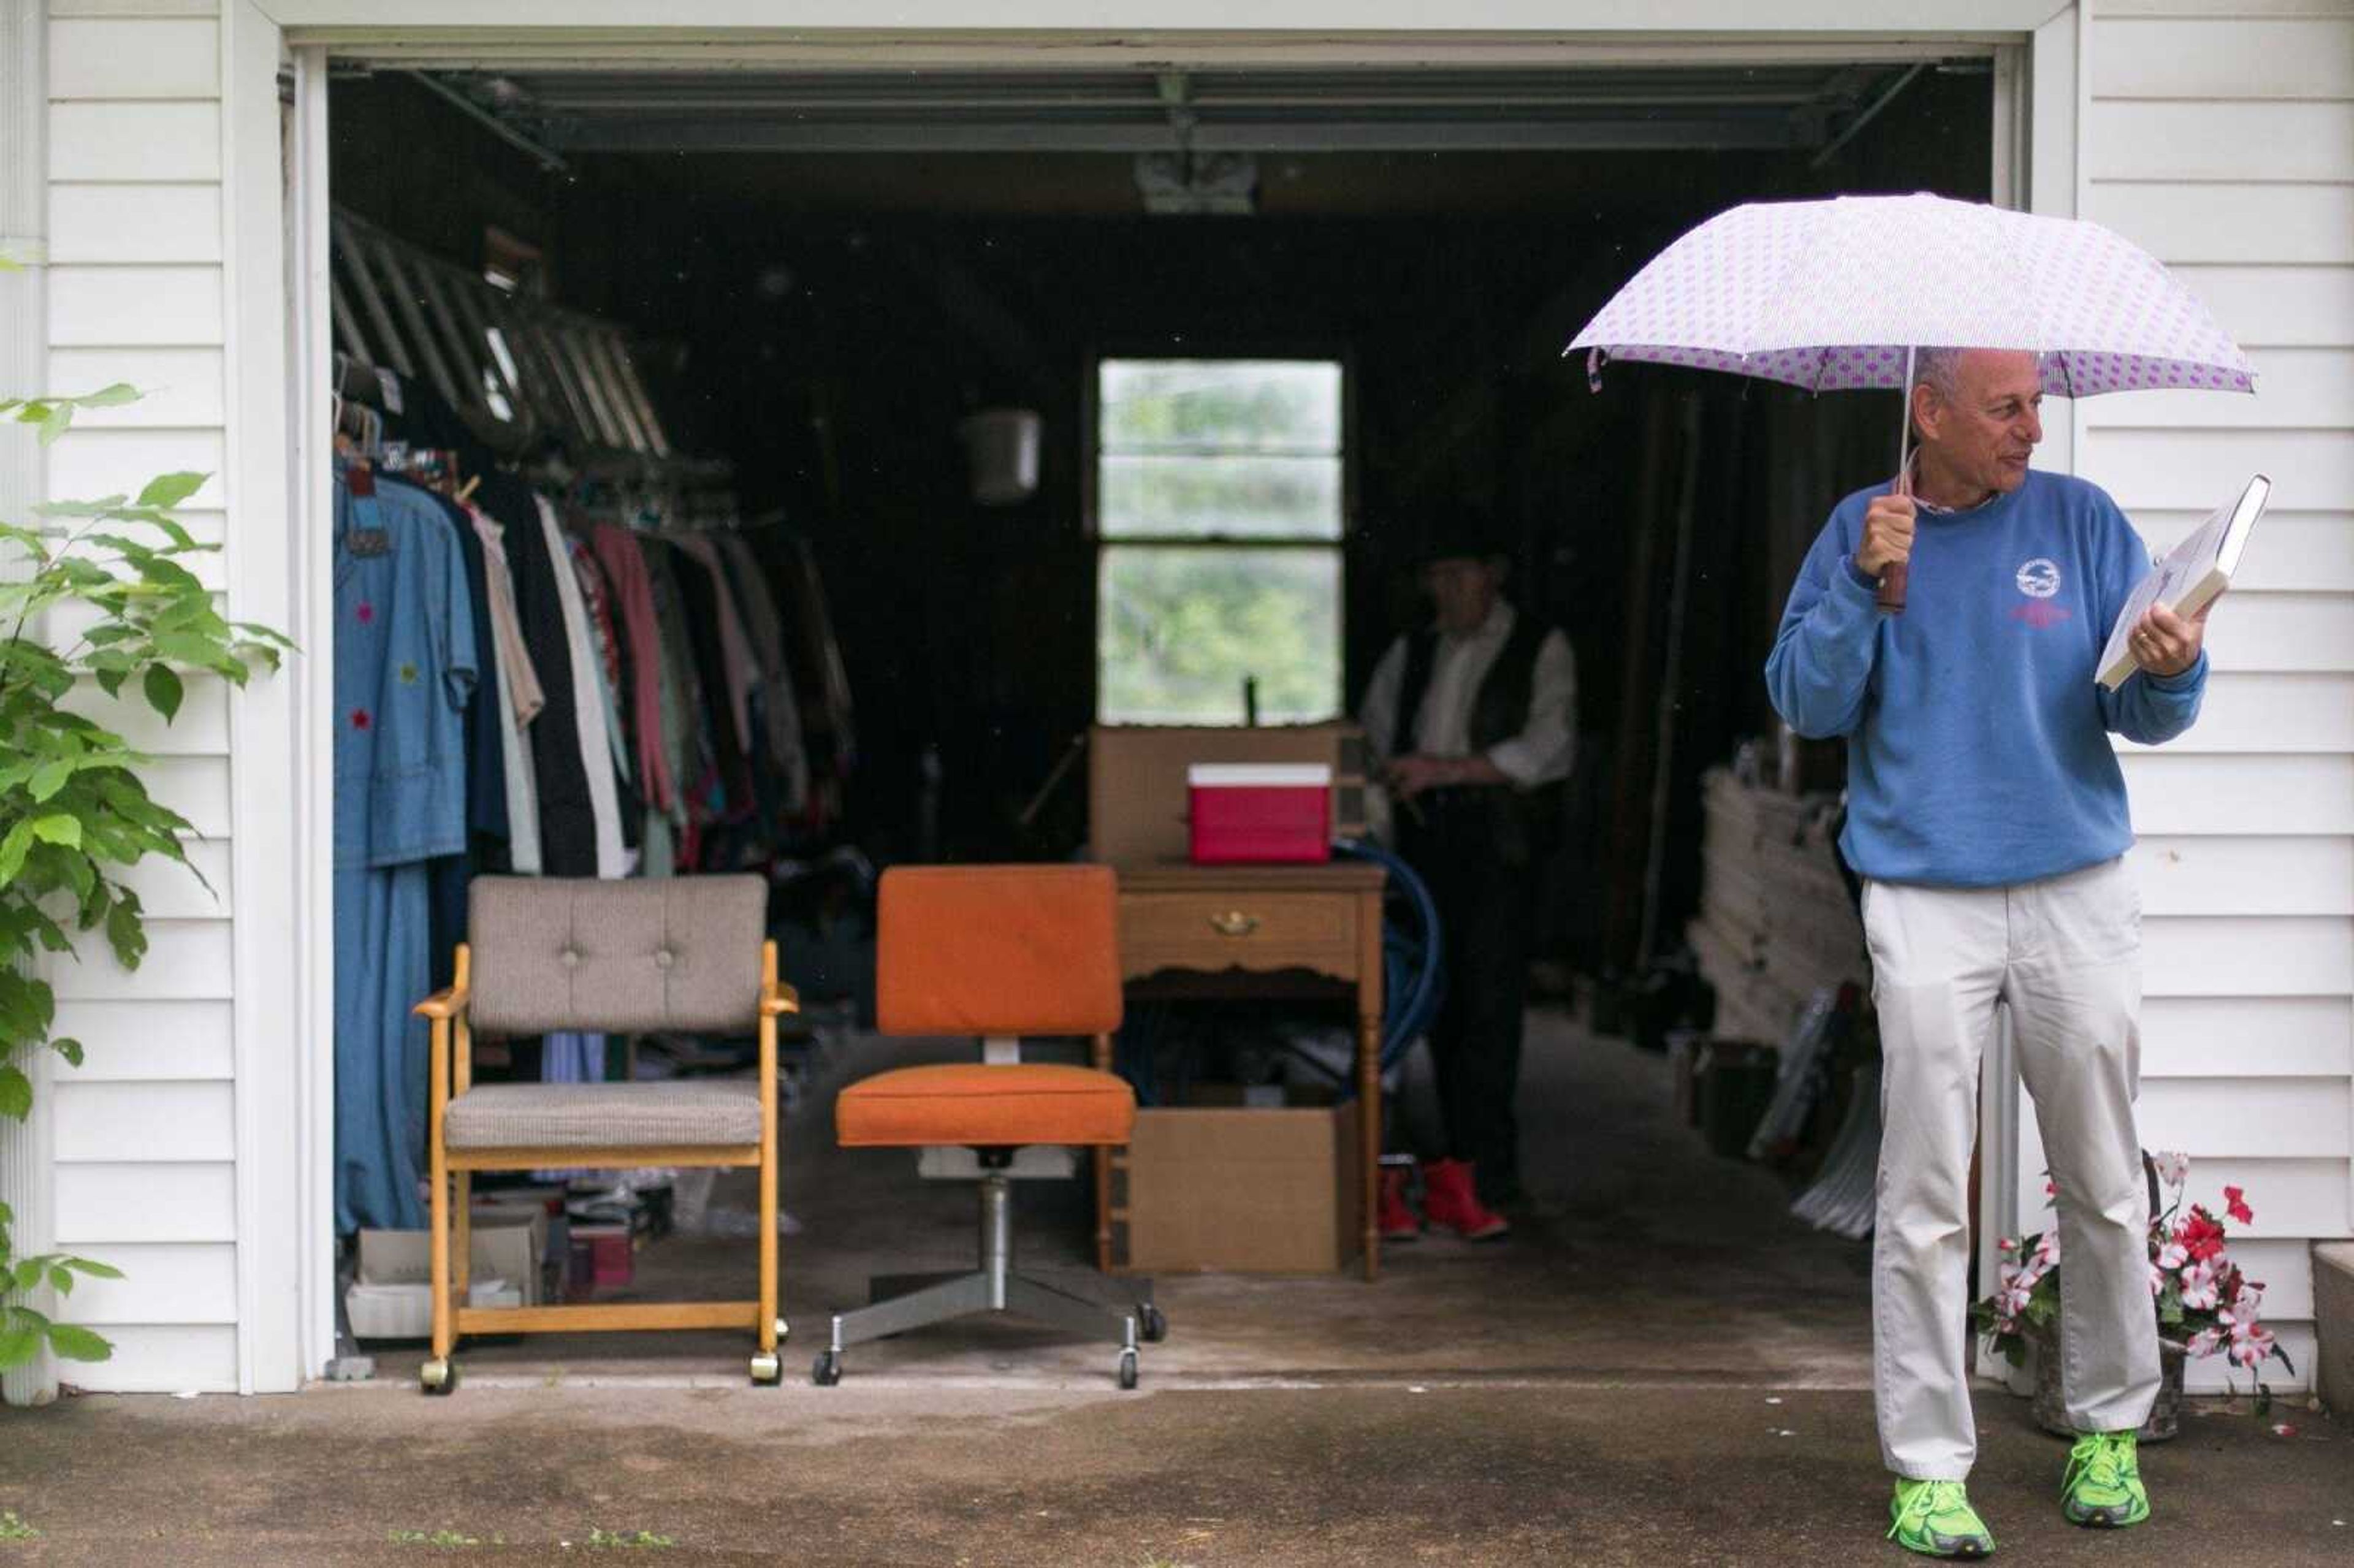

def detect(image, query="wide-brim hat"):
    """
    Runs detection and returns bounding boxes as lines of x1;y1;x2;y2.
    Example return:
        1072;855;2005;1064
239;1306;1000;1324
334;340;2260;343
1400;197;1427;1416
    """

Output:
1415;511;1515;569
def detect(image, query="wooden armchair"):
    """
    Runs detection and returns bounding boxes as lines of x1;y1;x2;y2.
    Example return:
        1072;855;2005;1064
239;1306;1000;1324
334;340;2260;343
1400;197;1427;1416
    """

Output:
413;875;796;1393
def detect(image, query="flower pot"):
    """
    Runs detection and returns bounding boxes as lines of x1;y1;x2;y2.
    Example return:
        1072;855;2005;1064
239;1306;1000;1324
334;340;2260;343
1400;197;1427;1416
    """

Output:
2027;1314;2185;1443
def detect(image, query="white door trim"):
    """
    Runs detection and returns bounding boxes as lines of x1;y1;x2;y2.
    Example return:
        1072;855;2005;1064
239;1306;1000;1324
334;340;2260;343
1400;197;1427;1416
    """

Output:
223;0;309;1394
0;0;58;1412
287;40;340;1390
251;0;2072;39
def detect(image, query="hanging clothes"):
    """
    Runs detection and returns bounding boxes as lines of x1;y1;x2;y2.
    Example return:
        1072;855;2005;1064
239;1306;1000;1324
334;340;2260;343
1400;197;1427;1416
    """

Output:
715;533;811;816
666;539;756;831
397;479;508;995
488;471;599;877
640;538;715;871
535;496;631;878
565;530;644;855
470;506;545;876
589;525;679;820
333;471;478;1236
669;533;761;766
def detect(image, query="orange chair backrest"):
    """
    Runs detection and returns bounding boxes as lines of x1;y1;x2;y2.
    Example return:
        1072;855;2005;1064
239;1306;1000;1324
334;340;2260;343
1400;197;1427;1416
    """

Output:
876;865;1124;1038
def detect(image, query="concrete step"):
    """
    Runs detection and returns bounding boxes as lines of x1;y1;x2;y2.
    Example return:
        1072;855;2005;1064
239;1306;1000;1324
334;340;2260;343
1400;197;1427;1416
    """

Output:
2315;1241;2354;1416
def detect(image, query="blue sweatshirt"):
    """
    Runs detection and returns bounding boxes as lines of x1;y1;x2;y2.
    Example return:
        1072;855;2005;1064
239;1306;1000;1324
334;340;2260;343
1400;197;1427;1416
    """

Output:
1765;468;2206;888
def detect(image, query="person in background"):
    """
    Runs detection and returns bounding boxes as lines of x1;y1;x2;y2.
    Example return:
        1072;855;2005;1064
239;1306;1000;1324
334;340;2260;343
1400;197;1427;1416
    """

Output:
1766;347;2210;1558
1360;518;1577;1242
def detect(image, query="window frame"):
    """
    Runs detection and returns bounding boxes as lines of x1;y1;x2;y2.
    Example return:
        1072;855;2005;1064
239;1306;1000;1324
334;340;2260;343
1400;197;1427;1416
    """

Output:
1084;343;1357;727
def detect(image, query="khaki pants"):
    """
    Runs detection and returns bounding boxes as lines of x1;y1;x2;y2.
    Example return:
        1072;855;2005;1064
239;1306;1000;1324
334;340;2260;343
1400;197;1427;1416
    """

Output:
1863;856;2159;1480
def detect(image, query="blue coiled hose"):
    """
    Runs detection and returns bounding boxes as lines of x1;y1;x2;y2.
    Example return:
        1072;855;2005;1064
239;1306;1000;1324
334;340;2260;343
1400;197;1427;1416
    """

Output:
1333;837;1445;1083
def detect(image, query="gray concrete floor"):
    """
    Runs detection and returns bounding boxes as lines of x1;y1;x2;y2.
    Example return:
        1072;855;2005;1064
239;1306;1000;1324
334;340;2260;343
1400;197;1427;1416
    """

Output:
370;1005;1876;1391
1;1008;2344;1564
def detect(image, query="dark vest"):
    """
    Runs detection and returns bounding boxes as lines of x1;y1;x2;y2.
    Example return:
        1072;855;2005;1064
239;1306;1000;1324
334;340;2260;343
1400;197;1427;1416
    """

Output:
1393;610;1564;867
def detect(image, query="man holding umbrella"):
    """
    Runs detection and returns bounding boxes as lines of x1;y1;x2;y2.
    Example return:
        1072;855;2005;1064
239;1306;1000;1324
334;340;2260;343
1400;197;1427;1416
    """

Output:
1768;346;2211;1556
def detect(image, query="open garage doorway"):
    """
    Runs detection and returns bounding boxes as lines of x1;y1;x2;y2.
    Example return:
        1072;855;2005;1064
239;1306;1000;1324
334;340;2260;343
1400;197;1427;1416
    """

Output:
307;45;1999;1388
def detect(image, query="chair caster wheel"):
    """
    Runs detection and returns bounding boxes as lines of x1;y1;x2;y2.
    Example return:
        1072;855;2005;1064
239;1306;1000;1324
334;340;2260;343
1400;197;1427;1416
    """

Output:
1138;1304;1168;1343
750;1352;783;1385
420;1358;457;1396
1117;1349;1140;1390
812;1350;842;1387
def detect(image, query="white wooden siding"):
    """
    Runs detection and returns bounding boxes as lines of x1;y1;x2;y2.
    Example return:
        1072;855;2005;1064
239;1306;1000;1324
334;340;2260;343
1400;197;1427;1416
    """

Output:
2132;836;2354;916
2160;267;2354;349
2121;753;2354;834
61;1241;238;1324
58;1325;238;1393
42;0;240;1395
2089;1;2354;1393
47;262;223;343
2141;997;2352;1078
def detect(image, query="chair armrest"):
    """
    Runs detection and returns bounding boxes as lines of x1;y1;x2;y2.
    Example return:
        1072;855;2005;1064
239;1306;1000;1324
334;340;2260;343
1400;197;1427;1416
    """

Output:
760;981;801;1018
414;984;470;1021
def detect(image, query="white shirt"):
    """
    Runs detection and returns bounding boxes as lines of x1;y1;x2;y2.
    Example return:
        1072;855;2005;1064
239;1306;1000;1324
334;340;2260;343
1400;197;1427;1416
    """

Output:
536;497;632;878
1360;603;1577;788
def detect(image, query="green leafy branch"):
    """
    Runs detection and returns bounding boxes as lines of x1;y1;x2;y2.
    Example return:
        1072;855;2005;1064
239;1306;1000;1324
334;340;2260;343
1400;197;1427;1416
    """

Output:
0;380;291;1379
2;382;141;448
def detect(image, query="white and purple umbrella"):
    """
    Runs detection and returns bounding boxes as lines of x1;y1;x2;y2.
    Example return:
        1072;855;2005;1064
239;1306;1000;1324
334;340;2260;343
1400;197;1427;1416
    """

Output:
1567;192;2256;607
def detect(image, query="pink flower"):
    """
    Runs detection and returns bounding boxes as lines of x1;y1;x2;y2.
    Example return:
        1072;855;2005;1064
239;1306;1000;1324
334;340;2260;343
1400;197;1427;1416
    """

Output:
2153;1151;2190;1189
2147;1262;2168;1298
2156;1238;2189;1271
2223;1186;2255;1226
2185;1327;2224;1359
2179;1260;2221;1311
2230;1324;2276;1369
1996;1264;2037;1319
2033;1231;2061;1268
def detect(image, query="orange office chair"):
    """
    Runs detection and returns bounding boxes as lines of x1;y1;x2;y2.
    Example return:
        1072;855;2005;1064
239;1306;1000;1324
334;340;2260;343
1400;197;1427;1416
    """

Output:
818;864;1162;1388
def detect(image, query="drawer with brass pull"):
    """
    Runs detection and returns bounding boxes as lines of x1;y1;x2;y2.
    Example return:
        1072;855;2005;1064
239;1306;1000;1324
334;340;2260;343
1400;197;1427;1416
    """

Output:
1118;891;1359;980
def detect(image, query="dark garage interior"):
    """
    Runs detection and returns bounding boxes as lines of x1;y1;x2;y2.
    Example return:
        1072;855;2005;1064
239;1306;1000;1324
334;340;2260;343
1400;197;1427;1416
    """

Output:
321;56;1990;1382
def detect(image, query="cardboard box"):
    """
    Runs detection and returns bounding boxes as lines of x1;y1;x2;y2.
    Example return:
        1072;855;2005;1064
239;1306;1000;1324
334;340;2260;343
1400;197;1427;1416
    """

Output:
1090;724;1366;867
345;1277;522;1342
1111;1105;1360;1274
355;1205;546;1306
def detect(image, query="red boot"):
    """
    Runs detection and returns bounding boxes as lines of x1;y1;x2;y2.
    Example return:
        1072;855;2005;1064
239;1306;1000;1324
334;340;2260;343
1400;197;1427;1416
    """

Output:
1421;1158;1510;1241
1379;1166;1423;1243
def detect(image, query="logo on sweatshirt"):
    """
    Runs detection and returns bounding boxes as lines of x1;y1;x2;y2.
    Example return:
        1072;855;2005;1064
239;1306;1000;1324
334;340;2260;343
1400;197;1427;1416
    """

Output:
2008;556;2073;628
2015;558;2062;599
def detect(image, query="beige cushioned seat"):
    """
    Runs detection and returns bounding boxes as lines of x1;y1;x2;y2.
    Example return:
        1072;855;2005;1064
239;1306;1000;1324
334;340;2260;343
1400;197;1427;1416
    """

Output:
444;1079;764;1151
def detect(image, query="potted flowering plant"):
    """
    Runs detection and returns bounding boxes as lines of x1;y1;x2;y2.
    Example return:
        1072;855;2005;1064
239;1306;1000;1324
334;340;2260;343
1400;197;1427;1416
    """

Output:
1969;1151;2295;1439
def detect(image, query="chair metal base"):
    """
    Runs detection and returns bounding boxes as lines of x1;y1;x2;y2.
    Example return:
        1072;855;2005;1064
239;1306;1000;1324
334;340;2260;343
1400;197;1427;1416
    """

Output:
821;1170;1152;1387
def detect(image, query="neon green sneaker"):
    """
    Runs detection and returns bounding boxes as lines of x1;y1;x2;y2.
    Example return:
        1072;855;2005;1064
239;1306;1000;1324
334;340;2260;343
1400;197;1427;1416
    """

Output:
1888;1479;1995;1558
2061;1431;2150;1528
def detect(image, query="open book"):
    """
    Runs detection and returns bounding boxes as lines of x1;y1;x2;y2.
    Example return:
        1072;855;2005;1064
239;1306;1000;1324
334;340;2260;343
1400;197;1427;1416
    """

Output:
2098;474;2270;690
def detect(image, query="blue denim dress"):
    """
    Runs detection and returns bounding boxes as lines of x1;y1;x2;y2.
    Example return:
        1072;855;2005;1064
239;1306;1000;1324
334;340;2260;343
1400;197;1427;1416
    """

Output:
333;476;478;1234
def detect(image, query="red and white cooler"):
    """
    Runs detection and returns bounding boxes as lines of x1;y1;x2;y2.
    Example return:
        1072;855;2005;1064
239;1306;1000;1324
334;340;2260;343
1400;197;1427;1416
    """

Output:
1186;763;1333;864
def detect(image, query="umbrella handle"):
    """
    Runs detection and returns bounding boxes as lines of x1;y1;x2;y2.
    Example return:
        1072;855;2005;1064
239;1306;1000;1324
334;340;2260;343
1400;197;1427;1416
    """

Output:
1881;346;1916;614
